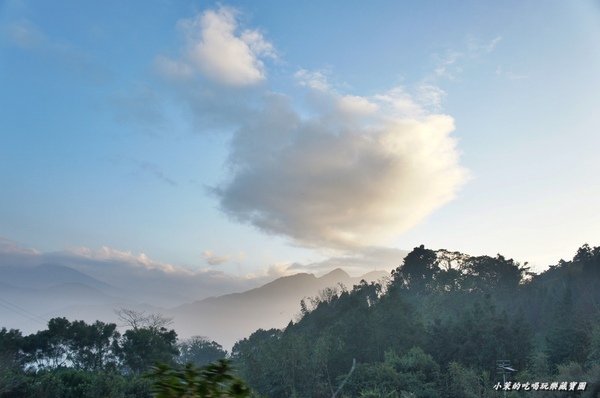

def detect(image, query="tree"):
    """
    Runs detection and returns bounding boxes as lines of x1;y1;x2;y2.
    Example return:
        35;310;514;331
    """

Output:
19;318;120;372
392;245;439;292
443;362;481;398
67;320;120;371
22;317;72;369
178;336;227;367
0;327;23;367
115;308;173;330
0;327;25;395
545;289;589;367
148;360;250;397
231;329;285;396
118;326;179;374
461;255;527;294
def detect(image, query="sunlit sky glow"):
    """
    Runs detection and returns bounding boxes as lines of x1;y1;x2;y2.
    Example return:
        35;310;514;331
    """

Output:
1;0;599;279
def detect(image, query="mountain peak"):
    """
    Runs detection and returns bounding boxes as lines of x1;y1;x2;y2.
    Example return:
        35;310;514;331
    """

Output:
319;268;350;280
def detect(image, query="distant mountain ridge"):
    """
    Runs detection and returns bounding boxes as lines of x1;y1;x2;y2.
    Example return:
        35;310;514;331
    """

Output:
170;268;390;349
0;263;114;291
0;262;392;349
0;263;140;332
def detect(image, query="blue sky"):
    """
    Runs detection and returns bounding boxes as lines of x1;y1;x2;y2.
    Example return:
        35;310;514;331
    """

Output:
1;0;599;280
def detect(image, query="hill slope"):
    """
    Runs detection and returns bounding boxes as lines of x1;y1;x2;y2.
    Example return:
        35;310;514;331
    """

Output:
170;269;389;348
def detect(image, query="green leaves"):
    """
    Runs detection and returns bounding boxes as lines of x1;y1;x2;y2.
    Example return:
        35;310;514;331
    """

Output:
148;360;250;398
118;327;179;374
177;336;227;367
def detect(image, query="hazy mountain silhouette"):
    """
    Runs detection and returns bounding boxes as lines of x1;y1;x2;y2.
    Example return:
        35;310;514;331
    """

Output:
170;268;390;349
1;263;115;291
0;262;390;348
0;263;137;332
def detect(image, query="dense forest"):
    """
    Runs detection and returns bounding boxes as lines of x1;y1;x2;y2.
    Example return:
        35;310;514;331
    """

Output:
232;244;600;397
1;244;599;397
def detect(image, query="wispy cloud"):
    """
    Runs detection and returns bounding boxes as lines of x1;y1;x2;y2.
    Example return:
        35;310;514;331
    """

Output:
294;69;331;91
416;84;447;111
495;65;528;81
428;35;503;82
289;246;408;275
433;50;462;80
111;84;166;134
243;262;296;280
2;19;110;83
0;238;399;305
138;161;178;187
467;35;502;55
0;238;272;303
0;237;38;254
4;19;45;48
156;6;276;86
202;250;230;266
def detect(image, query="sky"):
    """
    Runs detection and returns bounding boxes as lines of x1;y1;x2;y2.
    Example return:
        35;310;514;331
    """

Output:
1;0;600;285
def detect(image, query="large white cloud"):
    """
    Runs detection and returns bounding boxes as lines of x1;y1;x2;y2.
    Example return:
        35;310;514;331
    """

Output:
213;81;468;249
157;7;468;251
157;6;275;86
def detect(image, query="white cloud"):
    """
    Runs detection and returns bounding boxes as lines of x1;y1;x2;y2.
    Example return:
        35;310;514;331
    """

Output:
373;86;429;118
154;8;468;252
294;69;330;91
468;35;502;54
214;79;468;250
289;246;408;275
68;246;181;274
496;65;528;81
429;36;502;82
240;29;277;58
433;50;462;79
243;262;295;280
0;237;39;255
337;95;379;116
158;6;275;86
416;84;446;111
203;250;230;266
155;55;194;80
0;239;279;304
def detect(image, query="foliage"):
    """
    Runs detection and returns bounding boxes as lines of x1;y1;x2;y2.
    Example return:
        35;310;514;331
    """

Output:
233;244;600;397
118;327;178;374
19;318;120;371
0;368;151;398
178;336;227;367
0;313;228;397
148;360;250;397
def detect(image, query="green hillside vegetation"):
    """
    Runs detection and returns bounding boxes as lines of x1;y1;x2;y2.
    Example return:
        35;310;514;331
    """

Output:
232;244;600;397
0;311;238;397
1;244;599;397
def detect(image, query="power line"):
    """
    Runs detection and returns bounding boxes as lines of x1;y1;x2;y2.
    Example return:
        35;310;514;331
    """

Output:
0;296;48;326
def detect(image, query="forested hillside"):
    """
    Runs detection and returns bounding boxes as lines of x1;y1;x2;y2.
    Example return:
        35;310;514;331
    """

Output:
232;244;600;397
1;244;599;397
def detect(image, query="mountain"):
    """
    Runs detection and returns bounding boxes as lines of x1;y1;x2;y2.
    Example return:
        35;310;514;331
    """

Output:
0;261;391;349
170;268;390;349
0;264;142;333
0;263;115;291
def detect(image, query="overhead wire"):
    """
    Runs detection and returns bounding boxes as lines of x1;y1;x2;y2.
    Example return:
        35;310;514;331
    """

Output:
0;296;48;326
